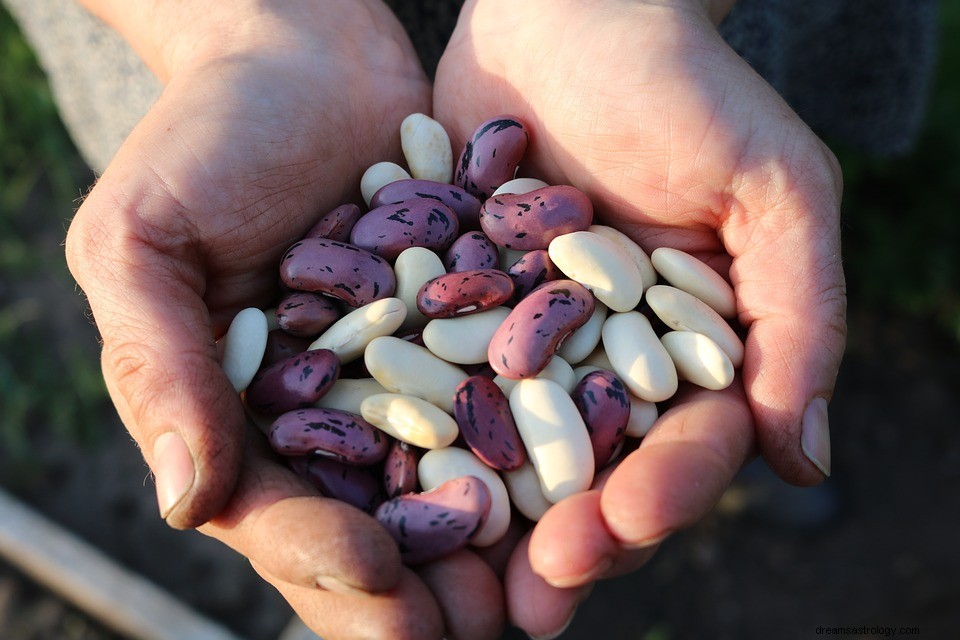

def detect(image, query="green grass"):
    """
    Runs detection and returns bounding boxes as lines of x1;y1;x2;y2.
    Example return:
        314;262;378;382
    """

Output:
0;5;107;463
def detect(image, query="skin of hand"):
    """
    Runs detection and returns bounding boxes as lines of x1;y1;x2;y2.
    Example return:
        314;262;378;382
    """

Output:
64;1;507;637
434;0;846;635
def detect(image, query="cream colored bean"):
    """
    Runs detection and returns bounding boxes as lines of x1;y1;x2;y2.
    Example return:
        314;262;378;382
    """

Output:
422;307;511;365
314;377;388;414
418;447;511;547
660;331;735;391
360;393;459;449
360;161;412;206
557;300;608;364
510;378;595;503
307;297;406;363
400;113;453;184
602;311;678;402
219;307;268;393
494;355;576;397
492;177;549;196
624;394;659;438
651;247;737;319
645;285;744;368
364;336;468;414
394;247;446;331
502;460;553;521
548;231;644;312
588;224;656;292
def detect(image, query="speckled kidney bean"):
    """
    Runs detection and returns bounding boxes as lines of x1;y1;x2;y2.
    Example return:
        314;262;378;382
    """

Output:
262;330;310;367
370;179;483;232
570;370;631;469
382;440;422;499
416;269;515;318
275;291;340;338
453;376;526;471
506;249;563;301
303;203;363;242
268;407;389;464
349;198;459;262
443;232;499;273
288;455;384;514
374;475;491;565
245;349;340;415
479;185;593;250
279;238;396;308
455;116;529;200
487;280;595;379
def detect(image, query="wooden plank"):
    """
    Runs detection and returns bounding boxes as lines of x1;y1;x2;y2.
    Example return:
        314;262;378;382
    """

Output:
0;486;245;640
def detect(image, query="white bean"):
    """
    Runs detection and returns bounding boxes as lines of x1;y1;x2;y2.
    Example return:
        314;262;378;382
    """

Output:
645;285;744;368
219;307;268;393
360;161;411;206
360;393;459;449
548;231;644;312
307;297;406;363
660;330;735;390
400;113;453;184
422;307;511;364
602;311;678;402
651;247;737;319
364;336;468;414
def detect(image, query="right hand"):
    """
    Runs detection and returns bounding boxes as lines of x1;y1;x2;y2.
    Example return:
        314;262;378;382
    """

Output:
66;1;504;636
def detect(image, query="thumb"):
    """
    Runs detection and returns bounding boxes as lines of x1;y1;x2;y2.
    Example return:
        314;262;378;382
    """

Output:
66;167;245;530
725;139;846;486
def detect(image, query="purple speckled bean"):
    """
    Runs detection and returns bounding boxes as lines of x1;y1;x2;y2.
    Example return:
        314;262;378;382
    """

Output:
479;185;593;250
303;203;363;242
374;476;491;565
416;269;515;318
262;329;311;367
245;349;340;415
454;376;526;471
370;179;482;232
268;407;389;464
349;198;459;261
279;238;395;307
487;280;594;379
288;456;384;514
275;291;340;338
571;370;631;469
382;440;422;499
455;116;529;200
443;232;499;273
507;249;563;302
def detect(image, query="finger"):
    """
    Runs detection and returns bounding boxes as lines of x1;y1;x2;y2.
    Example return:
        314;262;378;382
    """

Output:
253;563;444;640
601;384;755;547
528;491;658;589
415;550;506;640
723;140;846;485
505;533;593;640
194;431;402;594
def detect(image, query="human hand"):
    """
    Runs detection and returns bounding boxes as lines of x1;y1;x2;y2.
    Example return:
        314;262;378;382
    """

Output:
434;0;845;634
64;1;506;636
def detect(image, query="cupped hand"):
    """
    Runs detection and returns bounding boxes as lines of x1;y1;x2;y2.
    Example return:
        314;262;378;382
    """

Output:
65;1;505;637
435;0;845;634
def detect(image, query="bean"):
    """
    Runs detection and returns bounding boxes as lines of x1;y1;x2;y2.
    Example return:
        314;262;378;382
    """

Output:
453;375;526;471
375;475;491;564
245;349;340;415
268;407;389;464
360;161;411;206
455;115;529;199
443;232;499;273
219;307;268;393
487;280;594;379
383;440;422;499
660;330;735;390
506;249;563;302
422;307;512;365
651;247;737;318
275;291;340;339
307;297;407;364
645;285;744;367
602;311;678;402
279;238;396;307
417;269;515;319
571;370;631;470
360;393;460;449
400;113;453;184
480;185;593;250
303;203;363;242
372;179;482;232
393;247;446;331
350;198;459;261
548;231;645;312
288;455;384;514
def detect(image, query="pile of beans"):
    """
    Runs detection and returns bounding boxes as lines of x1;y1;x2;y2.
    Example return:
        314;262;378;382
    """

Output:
217;113;743;565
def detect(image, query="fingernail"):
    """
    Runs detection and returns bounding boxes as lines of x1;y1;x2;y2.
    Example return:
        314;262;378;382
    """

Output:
316;574;366;596
153;431;196;519
527;607;576;640
801;397;831;477
544;556;613;589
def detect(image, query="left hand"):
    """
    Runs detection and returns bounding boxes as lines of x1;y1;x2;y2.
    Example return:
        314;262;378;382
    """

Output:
434;0;845;635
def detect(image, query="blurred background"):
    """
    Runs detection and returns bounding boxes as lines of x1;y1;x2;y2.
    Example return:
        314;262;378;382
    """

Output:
1;2;958;639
